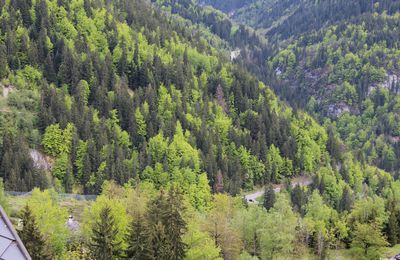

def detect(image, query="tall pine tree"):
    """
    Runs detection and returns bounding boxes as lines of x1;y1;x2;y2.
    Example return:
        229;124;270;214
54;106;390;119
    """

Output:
19;205;49;260
263;185;276;210
146;188;187;260
89;206;122;260
163;187;187;260
339;186;353;212
147;190;169;259
125;213;151;259
385;200;399;246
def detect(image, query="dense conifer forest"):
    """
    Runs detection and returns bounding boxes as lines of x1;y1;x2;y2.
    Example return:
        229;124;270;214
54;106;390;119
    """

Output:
0;0;400;259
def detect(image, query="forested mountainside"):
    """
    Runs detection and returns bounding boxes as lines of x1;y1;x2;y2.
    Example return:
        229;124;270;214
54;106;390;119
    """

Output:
204;0;400;176
152;0;273;78
229;0;400;42
1;0;400;259
271;13;400;174
0;0;309;196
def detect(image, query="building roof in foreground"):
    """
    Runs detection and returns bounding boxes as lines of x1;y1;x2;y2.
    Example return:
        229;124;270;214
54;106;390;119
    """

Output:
0;206;31;260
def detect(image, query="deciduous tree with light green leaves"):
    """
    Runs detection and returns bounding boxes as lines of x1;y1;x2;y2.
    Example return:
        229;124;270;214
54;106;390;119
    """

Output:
304;190;333;259
41;123;74;157
260;193;298;259
135;107;147;138
266;144;293;182
348;196;388;227
89;206;123;260
167;121;200;171
234;205;266;257
52;153;69;180
82;194;130;252
183;218;222;260
351;222;388;260
27;189;70;258
205;194;242;259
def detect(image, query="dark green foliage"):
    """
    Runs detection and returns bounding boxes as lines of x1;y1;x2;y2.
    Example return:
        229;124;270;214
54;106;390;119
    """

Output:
266;11;400;175
0;0;333;194
2;0;400;258
19;205;50;260
339;186;353;213
146;188;187;260
291;185;307;216
13;0;32;27
232;0;400;42
210;0;400;178
263;185;275;210
163;188;187;259
385;200;399;246
125;214;152;259
89;206;122;260
0;132;48;191
0;44;8;78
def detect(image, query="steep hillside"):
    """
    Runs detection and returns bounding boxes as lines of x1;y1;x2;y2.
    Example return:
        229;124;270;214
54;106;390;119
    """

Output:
153;0;273;79
204;0;400;176
231;0;400;42
0;0;342;197
2;0;400;259
269;12;400;173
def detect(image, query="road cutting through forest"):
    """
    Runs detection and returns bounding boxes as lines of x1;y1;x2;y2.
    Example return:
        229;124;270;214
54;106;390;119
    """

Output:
245;176;313;203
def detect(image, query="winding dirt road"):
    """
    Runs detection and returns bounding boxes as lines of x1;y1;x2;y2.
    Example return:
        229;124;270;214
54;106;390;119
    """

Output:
244;176;313;203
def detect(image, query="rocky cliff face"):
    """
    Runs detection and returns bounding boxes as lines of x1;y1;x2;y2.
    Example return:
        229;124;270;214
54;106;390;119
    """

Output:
29;149;53;172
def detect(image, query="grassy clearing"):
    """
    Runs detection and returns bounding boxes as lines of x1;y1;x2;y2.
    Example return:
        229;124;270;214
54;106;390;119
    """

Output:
59;198;92;221
7;195;92;223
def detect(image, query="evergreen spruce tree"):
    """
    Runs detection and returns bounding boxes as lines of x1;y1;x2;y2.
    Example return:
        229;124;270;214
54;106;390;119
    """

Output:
148;221;169;259
291;185;307;216
19;205;49;260
146;190;169;259
163;187;187;260
89;206;122;260
63;164;74;193
146;188;187;260
385;200;399;246
0;44;8;79
339;186;353;212
125;213;151;259
263;185;275;210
